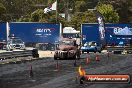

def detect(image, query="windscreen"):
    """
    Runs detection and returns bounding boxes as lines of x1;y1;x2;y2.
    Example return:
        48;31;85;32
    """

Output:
63;33;80;38
12;39;23;44
60;40;74;45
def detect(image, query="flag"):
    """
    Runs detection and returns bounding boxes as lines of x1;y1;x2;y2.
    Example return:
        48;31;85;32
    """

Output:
50;1;57;10
44;1;57;13
44;7;51;13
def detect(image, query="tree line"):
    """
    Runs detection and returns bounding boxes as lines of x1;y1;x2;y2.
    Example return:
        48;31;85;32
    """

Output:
0;0;131;30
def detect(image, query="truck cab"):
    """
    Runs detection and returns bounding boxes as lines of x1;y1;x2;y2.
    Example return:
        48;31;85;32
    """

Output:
6;37;25;51
54;38;80;60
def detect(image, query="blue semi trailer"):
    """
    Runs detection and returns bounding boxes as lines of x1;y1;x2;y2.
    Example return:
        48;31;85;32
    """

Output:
0;22;61;50
0;22;7;49
0;22;7;41
9;22;61;50
81;23;132;46
10;22;61;44
105;23;132;45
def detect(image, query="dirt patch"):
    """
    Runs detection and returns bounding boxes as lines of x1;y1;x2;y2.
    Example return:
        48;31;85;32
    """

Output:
38;51;55;58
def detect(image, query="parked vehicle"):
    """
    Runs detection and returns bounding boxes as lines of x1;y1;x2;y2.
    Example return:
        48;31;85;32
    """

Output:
6;37;25;51
81;41;101;53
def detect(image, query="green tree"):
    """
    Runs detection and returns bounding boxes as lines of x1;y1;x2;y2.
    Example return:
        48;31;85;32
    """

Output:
0;0;48;21
109;0;132;23
96;4;119;23
17;17;31;22
30;8;65;24
75;1;87;12
97;0;132;23
0;3;6;21
0;3;6;14
31;9;49;22
70;11;96;30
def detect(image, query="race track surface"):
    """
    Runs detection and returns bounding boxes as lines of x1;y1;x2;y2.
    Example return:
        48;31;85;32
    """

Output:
0;53;132;88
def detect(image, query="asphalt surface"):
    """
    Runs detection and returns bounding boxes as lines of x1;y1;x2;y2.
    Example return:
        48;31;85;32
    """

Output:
0;53;132;88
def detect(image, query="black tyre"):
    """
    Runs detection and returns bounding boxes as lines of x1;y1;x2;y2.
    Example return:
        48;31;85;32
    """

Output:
73;54;77;59
54;56;57;60
73;54;79;60
54;57;57;60
80;76;85;84
94;48;97;53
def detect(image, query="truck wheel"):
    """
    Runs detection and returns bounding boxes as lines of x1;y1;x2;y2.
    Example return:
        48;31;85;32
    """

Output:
54;56;57;60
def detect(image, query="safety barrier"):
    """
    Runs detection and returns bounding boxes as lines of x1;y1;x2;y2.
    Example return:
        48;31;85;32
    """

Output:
0;49;39;60
107;46;132;54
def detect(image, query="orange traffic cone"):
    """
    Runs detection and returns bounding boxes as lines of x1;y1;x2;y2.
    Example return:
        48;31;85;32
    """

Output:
86;57;90;65
86;54;90;64
96;54;100;61
29;65;33;77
